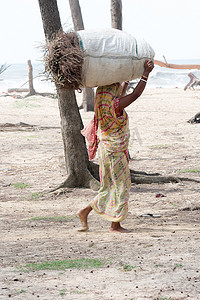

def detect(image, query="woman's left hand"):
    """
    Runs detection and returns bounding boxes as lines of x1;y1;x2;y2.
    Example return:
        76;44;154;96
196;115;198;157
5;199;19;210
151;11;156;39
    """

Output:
143;59;154;75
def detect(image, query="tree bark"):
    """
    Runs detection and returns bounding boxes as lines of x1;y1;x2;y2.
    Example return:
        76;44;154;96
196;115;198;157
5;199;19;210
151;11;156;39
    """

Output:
68;0;84;30
38;0;62;40
68;0;94;112
37;0;99;190
57;88;99;190
82;87;95;111
26;60;36;96
110;0;122;30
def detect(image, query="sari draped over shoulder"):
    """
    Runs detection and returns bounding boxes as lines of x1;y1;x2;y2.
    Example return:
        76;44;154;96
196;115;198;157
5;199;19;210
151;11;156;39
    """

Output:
81;83;131;222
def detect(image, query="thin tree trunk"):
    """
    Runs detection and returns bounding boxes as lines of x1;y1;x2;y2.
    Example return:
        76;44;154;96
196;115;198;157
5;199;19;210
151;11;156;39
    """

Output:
82;87;94;111
27;60;36;96
68;0;84;30
38;0;99;190
111;0;122;30
68;0;94;112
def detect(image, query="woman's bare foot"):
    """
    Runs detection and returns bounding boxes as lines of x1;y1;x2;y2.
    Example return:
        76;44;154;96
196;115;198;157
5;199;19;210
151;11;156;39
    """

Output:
110;222;130;233
77;205;92;232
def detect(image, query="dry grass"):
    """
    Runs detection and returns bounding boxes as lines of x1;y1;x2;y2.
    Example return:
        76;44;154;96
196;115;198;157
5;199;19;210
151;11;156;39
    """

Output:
44;31;83;90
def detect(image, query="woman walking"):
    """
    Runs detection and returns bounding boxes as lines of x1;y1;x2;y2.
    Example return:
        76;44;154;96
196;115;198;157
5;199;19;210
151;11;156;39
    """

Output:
78;59;154;233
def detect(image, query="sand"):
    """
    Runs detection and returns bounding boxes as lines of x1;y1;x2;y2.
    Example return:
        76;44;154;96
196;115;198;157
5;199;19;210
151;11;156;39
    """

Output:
0;88;200;300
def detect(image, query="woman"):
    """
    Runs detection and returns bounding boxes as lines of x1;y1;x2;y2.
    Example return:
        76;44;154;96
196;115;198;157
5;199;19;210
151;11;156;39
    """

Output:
78;59;154;233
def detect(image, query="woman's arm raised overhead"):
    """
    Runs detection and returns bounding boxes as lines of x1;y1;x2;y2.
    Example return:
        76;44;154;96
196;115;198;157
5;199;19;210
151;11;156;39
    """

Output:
119;60;154;112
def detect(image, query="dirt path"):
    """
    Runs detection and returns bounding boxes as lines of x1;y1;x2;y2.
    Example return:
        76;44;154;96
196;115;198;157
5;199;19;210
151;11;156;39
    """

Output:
0;89;200;299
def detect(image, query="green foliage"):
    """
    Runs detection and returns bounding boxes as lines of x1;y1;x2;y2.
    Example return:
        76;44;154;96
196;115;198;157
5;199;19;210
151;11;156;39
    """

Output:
121;263;136;272
154;264;164;267
13;182;30;189
28;192;40;200
174;263;183;268
59;289;66;296
17;258;104;272
178;169;200;173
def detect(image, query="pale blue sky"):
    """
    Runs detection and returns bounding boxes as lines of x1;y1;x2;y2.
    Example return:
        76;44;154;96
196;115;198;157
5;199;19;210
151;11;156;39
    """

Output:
1;0;200;63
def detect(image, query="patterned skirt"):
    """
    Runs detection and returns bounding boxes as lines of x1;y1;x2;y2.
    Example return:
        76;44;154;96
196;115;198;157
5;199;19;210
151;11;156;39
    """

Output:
90;142;131;222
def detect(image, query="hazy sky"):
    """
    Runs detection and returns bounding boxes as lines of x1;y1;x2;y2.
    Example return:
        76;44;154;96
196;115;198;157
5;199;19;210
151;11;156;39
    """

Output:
1;0;200;63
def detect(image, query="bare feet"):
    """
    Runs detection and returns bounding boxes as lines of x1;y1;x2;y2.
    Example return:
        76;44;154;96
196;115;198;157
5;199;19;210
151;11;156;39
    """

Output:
110;222;130;233
77;205;92;232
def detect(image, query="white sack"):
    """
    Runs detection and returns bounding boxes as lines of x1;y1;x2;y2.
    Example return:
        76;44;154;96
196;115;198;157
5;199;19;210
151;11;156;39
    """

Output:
77;28;155;88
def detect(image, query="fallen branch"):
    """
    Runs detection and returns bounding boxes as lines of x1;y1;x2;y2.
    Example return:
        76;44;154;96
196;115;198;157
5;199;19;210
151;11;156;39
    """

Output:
154;58;200;70
0;122;60;132
7;88;29;93
184;73;200;90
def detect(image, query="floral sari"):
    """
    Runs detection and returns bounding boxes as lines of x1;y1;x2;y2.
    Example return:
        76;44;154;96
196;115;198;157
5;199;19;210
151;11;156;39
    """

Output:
82;83;131;222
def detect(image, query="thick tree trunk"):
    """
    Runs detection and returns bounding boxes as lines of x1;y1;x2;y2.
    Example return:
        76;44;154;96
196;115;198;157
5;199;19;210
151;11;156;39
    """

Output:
57;88;99;189
110;0;122;30
68;0;94;112
38;0;62;40
38;0;98;190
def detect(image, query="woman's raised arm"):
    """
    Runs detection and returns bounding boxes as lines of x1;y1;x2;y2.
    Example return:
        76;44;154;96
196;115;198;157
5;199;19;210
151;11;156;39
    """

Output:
119;60;154;111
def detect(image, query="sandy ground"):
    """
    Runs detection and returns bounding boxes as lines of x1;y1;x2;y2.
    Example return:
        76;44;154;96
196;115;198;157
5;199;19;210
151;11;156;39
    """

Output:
0;88;200;300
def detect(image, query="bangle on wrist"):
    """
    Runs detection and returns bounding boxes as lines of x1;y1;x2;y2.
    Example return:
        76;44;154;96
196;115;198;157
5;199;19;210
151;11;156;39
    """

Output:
142;75;148;80
140;78;147;83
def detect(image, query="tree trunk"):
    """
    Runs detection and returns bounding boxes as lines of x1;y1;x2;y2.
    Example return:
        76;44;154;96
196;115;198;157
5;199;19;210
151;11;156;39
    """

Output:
82;87;95;111
37;0;99;190
27;60;36;96
68;0;84;30
110;0;122;30
57;88;99;190
38;0;62;40
68;0;94;112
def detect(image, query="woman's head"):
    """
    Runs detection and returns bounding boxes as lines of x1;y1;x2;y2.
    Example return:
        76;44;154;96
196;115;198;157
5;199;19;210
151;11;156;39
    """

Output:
96;83;122;100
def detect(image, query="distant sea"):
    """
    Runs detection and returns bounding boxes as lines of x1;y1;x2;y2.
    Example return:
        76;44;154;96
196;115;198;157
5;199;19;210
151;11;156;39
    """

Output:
0;63;55;94
0;59;200;93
